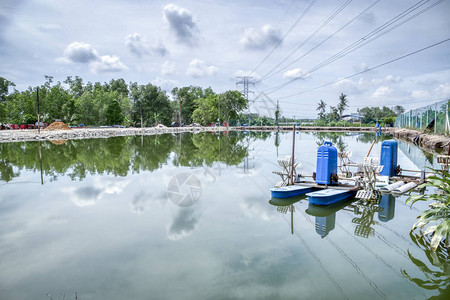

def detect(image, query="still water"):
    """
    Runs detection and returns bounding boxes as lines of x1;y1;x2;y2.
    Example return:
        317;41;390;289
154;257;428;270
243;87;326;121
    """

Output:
0;131;448;299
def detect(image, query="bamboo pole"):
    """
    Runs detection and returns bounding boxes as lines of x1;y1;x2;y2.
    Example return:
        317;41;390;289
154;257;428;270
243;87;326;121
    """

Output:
365;140;376;158
290;124;296;185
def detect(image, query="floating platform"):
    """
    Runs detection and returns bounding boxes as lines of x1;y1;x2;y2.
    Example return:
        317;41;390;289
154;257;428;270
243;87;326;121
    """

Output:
306;198;355;217
270;185;317;198
306;189;356;206
269;195;306;206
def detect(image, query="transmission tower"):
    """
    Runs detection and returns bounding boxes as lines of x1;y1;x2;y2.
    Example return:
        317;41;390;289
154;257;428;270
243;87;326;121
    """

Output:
236;76;255;125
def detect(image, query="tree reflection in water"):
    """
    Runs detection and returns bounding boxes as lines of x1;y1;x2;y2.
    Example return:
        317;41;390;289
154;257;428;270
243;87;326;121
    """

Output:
0;132;249;183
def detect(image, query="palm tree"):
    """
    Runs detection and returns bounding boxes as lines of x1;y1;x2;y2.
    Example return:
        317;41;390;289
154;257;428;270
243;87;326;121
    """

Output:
337;93;348;119
317;100;326;120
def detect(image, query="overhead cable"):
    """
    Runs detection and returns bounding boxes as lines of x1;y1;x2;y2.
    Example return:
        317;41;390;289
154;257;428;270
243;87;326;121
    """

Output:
249;0;318;75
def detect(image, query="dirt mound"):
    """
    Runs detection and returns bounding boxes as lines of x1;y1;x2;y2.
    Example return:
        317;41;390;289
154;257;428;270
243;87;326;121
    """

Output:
44;121;72;131
49;139;68;145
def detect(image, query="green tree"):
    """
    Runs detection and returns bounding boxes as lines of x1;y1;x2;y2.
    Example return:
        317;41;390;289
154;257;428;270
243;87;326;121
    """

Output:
109;78;129;98
394;105;405;115
219;90;248;124
171;86;213;125
131;83;173;127
337;93;348;119
64;76;84;98
0;77;15;104
192;94;218;125
106;99;124;124
75;91;97;125
317;99;327;120
327;106;340;123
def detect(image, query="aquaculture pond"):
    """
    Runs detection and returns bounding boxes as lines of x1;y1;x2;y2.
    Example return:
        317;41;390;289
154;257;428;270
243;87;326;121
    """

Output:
0;131;448;299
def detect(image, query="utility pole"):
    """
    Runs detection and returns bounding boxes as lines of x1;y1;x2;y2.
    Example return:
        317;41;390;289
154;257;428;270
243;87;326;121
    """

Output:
218;94;221;127
36;87;40;134
276;100;279;129
236;76;255;125
140;101;143;129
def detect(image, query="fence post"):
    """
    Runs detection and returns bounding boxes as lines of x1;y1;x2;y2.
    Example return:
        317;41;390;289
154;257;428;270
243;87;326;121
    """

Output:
416;109;418;129
444;100;450;135
420;109;422;129
409;110;411;128
434;102;437;134
426;106;429;127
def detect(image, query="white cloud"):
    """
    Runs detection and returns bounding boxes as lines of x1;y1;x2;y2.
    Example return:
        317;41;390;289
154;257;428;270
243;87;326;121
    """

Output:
163;4;198;46
62;41;98;63
186;59;217;78
411;90;430;99
373;86;393;98
125;33;169;57
125;33;149;57
90;55;128;73
434;83;450;98
38;23;61;32
167;208;200;241
161;60;176;76
333;79;362;95
371;75;402;85
152;77;178;90
58;41;128;74
233;70;261;81
240;24;282;51
61;178;129;208
283;68;304;79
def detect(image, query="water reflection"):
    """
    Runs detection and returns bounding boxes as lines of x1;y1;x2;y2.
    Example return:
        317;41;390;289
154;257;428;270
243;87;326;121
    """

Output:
402;232;450;298
0;132;249;183
378;194;396;222
269;196;304;235
1;130;446;299
273;194;398;240
306;199;355;238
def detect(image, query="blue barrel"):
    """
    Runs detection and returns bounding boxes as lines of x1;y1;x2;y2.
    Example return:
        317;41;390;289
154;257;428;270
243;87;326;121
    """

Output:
378;194;395;222
315;141;338;185
380;140;398;177
315;214;336;238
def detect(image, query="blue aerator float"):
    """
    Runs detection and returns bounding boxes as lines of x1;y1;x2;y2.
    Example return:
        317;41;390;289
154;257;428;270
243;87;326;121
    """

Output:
380;140;398;177
315;141;338;185
270;135;428;203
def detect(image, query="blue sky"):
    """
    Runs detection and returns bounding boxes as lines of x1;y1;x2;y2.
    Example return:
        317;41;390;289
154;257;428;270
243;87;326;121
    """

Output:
1;0;449;117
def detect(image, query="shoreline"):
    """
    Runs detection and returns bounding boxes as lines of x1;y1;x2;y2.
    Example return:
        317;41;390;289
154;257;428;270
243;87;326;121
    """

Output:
389;127;450;155
1;126;449;155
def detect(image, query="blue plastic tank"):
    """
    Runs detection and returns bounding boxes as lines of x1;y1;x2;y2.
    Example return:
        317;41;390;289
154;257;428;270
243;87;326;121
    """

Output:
378;194;395;222
315;141;338;185
315;214;336;238
380;140;398;177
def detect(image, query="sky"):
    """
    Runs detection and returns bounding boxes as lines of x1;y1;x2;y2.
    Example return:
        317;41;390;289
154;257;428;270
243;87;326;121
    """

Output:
1;0;449;118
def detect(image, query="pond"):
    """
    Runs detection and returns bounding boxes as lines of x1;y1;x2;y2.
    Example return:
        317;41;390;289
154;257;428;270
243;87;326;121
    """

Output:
0;131;448;299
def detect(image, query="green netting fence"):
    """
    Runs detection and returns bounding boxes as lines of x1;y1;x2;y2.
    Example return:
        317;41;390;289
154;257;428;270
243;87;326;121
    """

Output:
395;99;450;136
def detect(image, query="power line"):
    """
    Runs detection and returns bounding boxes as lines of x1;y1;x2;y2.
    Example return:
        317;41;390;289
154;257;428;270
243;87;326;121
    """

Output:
249;0;318;75
263;0;444;94
258;0;354;82
275;37;450;100
274;0;298;28
259;0;382;82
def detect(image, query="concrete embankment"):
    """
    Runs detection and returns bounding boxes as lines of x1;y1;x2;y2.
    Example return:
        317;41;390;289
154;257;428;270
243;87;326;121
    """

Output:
388;128;450;155
0;127;218;143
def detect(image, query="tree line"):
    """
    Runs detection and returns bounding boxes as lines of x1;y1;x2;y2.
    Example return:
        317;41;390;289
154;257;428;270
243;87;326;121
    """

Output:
316;93;405;126
0;76;248;127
